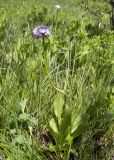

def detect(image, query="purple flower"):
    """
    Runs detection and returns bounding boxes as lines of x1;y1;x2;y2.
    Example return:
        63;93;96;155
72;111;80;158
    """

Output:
33;25;51;38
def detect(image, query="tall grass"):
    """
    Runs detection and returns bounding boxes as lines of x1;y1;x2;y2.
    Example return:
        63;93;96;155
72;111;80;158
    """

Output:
0;0;114;159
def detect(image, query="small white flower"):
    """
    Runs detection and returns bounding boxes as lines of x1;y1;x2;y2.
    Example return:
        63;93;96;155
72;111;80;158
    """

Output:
55;4;61;9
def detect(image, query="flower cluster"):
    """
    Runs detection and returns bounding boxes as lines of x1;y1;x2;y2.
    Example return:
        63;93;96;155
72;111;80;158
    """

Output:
33;25;51;38
55;4;61;9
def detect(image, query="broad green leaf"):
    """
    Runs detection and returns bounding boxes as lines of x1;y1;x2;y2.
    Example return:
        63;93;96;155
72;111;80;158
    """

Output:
19;113;30;122
53;94;64;124
49;118;58;134
59;107;72;142
65;134;73;145
28;125;32;133
71;114;89;138
13;135;25;145
49;144;56;152
10;128;16;134
19;98;28;113
49;118;59;144
29;116;38;125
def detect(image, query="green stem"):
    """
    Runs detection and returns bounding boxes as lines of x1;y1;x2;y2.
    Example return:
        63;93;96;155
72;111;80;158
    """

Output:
42;37;66;95
56;144;63;160
64;145;70;160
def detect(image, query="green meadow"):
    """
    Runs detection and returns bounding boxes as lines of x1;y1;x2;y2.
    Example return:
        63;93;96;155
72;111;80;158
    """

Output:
0;0;114;159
